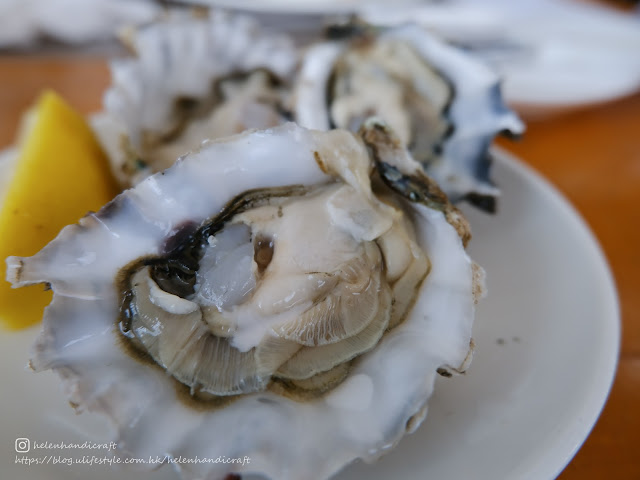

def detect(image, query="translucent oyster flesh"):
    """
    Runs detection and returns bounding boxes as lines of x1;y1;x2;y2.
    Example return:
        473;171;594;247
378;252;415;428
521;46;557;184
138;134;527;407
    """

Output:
92;11;297;186
294;22;525;212
7;123;481;480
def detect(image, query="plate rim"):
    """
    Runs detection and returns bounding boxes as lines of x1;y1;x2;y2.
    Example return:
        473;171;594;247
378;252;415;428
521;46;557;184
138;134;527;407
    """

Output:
491;146;621;479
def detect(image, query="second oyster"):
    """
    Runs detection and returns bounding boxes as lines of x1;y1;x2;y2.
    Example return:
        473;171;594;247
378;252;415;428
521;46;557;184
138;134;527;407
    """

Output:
93;10;298;186
294;22;525;211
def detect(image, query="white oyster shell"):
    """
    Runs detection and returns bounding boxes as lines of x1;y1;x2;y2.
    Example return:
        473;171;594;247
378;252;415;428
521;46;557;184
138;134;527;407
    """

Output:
92;10;298;186
7;123;478;480
294;22;525;211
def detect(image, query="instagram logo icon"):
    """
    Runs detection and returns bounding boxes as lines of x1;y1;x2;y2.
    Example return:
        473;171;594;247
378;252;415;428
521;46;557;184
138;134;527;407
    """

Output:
15;438;30;453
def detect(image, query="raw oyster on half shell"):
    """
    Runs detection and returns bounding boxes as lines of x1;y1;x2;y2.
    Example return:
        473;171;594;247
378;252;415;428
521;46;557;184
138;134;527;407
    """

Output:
294;21;524;211
7;121;482;480
93;10;297;186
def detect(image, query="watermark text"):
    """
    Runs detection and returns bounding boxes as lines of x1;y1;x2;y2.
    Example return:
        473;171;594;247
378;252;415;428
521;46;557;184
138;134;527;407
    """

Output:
13;438;250;468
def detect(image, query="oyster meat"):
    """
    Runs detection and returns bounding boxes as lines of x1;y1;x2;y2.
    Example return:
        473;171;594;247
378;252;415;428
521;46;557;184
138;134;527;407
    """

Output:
8;122;482;480
294;22;524;211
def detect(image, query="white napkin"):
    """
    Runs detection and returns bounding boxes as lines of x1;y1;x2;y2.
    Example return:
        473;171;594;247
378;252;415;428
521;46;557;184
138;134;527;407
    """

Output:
362;0;640;110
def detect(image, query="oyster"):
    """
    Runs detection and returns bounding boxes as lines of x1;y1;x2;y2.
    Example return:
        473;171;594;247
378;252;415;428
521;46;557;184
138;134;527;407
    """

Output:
294;22;525;211
7;122;482;480
92;10;297;186
93;11;522;213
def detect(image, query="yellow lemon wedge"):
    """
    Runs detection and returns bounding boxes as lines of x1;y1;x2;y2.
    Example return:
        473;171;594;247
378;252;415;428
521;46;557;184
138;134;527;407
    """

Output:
0;90;119;330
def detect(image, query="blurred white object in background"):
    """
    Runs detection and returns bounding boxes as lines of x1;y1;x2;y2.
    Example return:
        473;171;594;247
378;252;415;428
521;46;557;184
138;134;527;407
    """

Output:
0;0;159;47
1;0;638;114
176;0;424;14
362;0;640;113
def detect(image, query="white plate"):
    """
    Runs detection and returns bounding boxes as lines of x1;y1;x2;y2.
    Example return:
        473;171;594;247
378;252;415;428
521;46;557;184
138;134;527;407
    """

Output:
179;0;421;14
0;149;619;479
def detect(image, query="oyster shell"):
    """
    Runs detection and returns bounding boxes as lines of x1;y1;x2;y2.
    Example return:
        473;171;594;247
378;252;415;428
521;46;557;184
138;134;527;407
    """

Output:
93;11;522;214
8;122;482;480
294;22;525;211
92;10;297;186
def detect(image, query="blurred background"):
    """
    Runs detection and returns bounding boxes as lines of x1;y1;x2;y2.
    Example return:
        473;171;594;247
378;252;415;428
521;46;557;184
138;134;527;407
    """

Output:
1;0;639;114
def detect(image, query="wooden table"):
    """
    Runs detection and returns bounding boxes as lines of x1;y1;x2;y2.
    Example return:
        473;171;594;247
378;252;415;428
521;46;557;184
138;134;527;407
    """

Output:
0;56;638;479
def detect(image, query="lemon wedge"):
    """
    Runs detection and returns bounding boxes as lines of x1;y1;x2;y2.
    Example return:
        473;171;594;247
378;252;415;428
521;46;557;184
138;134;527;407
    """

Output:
0;90;119;330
